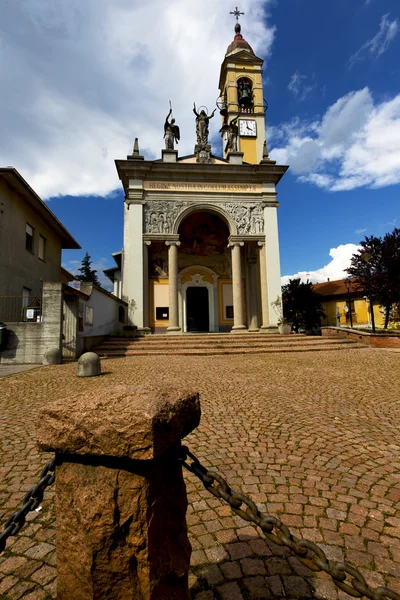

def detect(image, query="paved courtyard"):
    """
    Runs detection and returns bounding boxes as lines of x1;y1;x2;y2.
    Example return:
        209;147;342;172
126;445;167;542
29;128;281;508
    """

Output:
0;348;399;599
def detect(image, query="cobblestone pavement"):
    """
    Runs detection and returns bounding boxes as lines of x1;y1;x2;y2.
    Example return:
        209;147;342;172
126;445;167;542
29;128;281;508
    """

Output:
0;348;399;599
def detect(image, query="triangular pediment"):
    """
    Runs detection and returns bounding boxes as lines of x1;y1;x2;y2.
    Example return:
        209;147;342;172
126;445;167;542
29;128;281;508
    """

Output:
228;50;263;64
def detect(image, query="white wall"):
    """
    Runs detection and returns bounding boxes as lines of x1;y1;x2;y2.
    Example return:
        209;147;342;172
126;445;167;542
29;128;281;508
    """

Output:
122;202;144;327
263;205;282;327
79;286;126;338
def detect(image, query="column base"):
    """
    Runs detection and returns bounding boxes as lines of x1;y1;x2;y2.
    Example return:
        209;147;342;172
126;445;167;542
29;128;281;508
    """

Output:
230;326;248;333
260;326;279;333
248;327;260;333
166;326;182;334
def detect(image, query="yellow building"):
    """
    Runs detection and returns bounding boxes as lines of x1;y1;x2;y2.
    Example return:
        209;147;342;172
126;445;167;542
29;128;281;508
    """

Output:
313;278;387;329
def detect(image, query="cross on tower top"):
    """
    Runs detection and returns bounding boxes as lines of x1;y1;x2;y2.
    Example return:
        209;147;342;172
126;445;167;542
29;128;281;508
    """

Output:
230;6;244;22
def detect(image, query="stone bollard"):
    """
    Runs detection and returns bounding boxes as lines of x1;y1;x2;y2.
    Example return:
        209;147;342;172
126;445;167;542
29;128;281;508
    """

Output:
37;385;200;600
77;352;101;377
43;347;61;365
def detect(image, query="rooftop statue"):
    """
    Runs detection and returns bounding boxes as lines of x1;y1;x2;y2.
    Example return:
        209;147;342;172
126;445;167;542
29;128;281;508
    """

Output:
193;103;216;146
164;103;180;150
220;115;239;153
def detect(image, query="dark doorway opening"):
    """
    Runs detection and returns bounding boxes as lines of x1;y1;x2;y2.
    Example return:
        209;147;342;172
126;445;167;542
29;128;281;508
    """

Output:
186;287;209;332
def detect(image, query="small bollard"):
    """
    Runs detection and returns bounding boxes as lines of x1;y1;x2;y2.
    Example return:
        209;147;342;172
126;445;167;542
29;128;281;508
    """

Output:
77;352;101;377
43;347;61;365
37;384;201;600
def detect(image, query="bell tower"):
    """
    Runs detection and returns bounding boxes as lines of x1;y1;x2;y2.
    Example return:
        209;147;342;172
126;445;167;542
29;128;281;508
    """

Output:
218;15;267;164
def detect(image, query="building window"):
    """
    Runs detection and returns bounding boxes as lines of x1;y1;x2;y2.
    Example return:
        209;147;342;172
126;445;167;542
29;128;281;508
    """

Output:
26;224;34;253
226;305;234;319
38;235;46;261
156;307;169;320
85;306;94;326
22;287;31;307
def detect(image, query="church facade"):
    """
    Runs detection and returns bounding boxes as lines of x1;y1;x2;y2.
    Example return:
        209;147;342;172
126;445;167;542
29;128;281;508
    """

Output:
106;22;288;334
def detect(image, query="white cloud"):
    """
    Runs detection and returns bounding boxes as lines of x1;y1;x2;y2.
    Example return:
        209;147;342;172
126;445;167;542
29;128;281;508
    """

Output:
270;88;400;190
1;0;274;199
281;244;360;285
287;71;316;101
349;13;399;69
355;227;367;234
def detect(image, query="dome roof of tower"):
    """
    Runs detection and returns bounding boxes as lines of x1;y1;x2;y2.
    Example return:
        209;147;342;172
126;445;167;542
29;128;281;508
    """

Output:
226;23;254;56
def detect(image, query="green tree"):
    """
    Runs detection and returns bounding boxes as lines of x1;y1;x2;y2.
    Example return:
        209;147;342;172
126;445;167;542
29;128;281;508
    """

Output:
282;278;325;334
347;228;400;328
76;252;100;286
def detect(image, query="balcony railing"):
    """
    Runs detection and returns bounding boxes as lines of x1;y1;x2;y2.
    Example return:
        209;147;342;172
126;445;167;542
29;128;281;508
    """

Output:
0;296;42;323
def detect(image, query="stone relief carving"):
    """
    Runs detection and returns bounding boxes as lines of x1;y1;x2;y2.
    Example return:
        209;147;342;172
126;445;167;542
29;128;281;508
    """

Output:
144;201;189;234
221;202;264;235
144;200;264;235
190;274;205;286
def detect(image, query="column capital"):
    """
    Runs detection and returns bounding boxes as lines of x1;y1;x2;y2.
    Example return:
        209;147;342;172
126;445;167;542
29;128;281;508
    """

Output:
257;241;265;248
144;240;152;247
165;240;181;247
227;241;244;248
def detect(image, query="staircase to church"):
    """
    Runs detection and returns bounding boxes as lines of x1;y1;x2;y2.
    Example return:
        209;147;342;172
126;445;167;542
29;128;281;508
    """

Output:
93;333;366;358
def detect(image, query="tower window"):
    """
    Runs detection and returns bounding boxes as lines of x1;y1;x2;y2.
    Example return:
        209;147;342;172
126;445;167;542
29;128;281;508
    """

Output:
237;78;253;112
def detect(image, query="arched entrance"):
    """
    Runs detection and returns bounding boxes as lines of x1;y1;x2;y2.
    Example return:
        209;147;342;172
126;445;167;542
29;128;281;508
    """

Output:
177;211;230;333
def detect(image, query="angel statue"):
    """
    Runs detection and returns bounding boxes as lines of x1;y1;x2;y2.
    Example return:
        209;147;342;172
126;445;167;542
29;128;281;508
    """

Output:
193;103;216;146
164;103;180;149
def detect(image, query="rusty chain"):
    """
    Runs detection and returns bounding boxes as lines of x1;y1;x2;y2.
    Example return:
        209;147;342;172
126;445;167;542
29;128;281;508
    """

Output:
0;457;56;554
180;446;400;600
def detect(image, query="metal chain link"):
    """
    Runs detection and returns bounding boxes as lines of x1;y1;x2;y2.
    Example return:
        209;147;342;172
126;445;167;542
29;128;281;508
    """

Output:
0;457;56;554
180;446;400;600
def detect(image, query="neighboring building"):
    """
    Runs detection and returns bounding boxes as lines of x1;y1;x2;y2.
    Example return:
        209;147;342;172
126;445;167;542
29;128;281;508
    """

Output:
106;20;288;334
62;281;127;359
0;167;80;299
103;252;122;298
313;278;386;328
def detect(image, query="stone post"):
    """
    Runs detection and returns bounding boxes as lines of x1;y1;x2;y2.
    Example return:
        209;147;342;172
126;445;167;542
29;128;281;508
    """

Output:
230;242;246;331
37;385;200;600
258;241;270;331
143;241;151;331
166;241;181;333
42;282;63;361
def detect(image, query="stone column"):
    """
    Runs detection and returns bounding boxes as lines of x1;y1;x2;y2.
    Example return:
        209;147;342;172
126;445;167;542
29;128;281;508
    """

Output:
143;241;151;331
230;242;246;331
37;385;201;600
166;241;181;333
258;241;270;330
248;254;259;332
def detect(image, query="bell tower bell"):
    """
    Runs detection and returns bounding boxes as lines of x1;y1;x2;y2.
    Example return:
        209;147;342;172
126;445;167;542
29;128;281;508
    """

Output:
218;19;267;164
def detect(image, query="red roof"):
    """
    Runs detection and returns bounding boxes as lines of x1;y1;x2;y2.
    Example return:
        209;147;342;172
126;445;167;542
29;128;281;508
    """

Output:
312;278;361;297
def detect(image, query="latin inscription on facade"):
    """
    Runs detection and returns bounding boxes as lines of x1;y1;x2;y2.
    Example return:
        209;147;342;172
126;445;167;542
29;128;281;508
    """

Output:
143;180;262;194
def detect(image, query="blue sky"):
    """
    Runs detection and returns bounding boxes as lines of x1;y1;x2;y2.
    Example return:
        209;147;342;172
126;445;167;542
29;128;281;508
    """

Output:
1;0;399;288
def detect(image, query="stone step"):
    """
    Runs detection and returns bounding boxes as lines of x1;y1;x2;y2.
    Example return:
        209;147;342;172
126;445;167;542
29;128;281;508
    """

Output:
96;342;367;357
94;337;359;350
96;334;350;345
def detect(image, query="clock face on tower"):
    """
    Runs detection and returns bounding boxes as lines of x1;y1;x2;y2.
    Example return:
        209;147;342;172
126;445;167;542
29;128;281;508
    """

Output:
239;119;257;137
